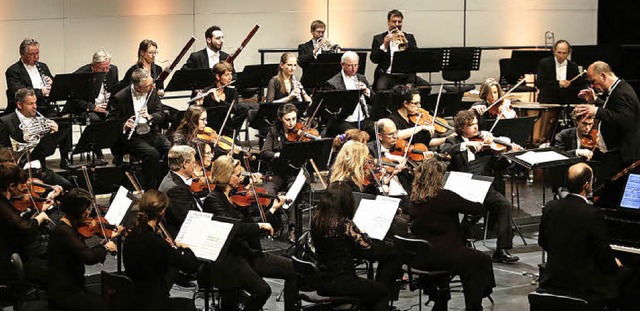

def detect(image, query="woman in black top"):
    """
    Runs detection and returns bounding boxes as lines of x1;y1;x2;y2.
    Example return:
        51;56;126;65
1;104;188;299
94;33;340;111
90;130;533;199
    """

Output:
124;190;198;311
48;188;121;311
171;105;208;146
202;155;298;311
408;159;495;311
311;181;401;311
120;39;164;95
266;52;311;103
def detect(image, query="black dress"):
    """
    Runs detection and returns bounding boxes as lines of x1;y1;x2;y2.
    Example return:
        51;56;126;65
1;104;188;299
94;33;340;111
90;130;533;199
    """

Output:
201;87;246;136
266;76;291;102
123;224;198;311
47;222;108;311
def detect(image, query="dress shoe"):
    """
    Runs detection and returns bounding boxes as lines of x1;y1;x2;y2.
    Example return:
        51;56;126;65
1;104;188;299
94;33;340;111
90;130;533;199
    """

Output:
59;158;71;170
492;249;519;263
288;227;297;244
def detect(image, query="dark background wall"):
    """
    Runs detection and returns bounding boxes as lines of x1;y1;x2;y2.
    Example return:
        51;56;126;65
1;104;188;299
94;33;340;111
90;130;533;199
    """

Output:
598;0;640;44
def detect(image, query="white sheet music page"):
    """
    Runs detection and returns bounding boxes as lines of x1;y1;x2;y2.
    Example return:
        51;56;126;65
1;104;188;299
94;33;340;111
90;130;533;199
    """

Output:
283;169;306;210
515;150;567;166
105;186;132;225
352;196;400;240
175;210;234;262
443;171;492;204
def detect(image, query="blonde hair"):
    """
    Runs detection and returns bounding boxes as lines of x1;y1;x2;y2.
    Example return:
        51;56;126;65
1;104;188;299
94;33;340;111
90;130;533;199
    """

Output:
210;155;239;186
410;158;447;203
329;140;369;190
332;129;370;153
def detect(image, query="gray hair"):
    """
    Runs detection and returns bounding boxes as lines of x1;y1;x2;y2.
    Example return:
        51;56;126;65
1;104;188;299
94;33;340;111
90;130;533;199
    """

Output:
19;38;39;55
341;51;359;64
92;50;111;64
131;68;150;86
590;61;613;75
167;145;196;171
15;88;36;103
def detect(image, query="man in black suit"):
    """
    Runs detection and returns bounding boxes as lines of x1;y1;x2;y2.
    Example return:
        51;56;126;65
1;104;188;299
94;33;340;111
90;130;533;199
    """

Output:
574;61;640;180
297;20;326;71
182;25;229;70
369;9;428;91
158;145;202;237
5;38;53;114
536;40;587;104
442;110;519;263
108;68;170;190
0;88;71;188
324;51;375;136
538;163;634;307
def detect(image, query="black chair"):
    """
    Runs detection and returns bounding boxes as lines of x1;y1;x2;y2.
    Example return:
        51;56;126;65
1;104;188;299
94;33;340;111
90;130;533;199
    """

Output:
393;235;453;311
101;271;134;311
528;289;606;311
442;69;475;93
291;255;362;310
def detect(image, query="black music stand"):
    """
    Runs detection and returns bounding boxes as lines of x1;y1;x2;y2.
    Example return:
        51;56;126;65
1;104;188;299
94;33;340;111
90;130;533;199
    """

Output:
49;72;105;102
236;64;279;100
204;106;234;135
480;116;537;147
442;47;482;71
510;50;552;77
300;62;341;89
311;90;361;135
391;48;444;74
250;102;308;132
71;119;121;166
165;68;214;92
314;52;367;75
423;92;466;117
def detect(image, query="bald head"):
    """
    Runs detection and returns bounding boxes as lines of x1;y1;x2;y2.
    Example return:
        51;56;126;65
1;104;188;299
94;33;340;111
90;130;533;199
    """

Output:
589;61;612;75
586;61;617;93
567;163;593;194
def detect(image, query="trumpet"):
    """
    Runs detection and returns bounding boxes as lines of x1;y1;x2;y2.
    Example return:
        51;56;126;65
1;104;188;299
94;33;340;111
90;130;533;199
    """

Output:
314;37;341;54
391;28;408;51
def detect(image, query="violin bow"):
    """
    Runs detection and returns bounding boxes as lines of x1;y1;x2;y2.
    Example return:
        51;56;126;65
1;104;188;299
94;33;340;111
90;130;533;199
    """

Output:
483;78;526;115
242;156;268;223
81;166;110;243
20;146;55;229
195;142;212;191
372;121;390;196
404;113;422;160
214;99;236;150
431;82;445;126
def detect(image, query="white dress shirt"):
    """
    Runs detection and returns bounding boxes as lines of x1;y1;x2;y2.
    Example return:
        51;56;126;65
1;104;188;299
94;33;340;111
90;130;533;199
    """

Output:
207;46;220;68
555;58;568;81
22;61;45;89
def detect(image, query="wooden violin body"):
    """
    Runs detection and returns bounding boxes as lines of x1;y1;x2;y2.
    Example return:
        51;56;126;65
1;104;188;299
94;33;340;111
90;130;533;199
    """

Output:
287;122;321;142
409;108;453;134
580;129;599;150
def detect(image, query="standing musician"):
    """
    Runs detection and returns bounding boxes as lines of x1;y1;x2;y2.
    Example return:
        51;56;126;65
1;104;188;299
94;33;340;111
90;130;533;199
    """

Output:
47;188;122;311
0;88;72;187
442;110;520;263
202;155;298;311
119;39;165;96
266;52;312;103
108;68;170;190
297;20;327;70
5;38;53;114
574;61;640;181
324;51;375;136
183;25;230;69
370;9;429;91
261;103;304;241
408;159;495;311
158;145;202;238
536;40;587;104
124;190;198;311
469;78;517;123
171;105;207;147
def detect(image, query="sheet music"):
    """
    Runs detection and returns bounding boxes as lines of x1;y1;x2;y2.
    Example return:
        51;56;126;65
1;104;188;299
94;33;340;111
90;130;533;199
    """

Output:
515;151;567;166
105;186;133;225
352;196;400;240
444;171;492;204
175;211;234;262
283;169;306;210
387;176;408;196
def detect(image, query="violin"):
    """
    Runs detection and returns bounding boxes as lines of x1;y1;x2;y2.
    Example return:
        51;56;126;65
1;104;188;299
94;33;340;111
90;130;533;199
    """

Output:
468;133;518;153
389;138;451;162
579;128;599;150
77;216;117;239
487;99;517;119
195;127;240;154
286;122;321;142
408;108;453;134
11;193;52;213
230;185;291;207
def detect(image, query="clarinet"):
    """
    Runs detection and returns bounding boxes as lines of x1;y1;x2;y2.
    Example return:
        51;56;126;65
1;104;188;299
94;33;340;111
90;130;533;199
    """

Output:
291;74;303;102
35;62;60;114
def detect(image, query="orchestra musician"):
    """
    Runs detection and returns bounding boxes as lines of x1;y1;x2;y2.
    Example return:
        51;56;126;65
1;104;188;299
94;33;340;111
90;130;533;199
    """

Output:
469;78;517;123
0;88;72;187
311;181;402;311
539;163;637;310
297;20;327;70
4;38;53;114
108;68;170;190
536;40;587;104
171;105;207;147
331;128;369;157
183;25;230;69
324;51;375;136
191;143;214;197
47;188;121;311
408;158;495;311
367;119;412;191
266;52;311;103
123;190;198;311
119;39;165;96
202;155;298;311
554;109;599;161
370;9;429;91
442;110;520;263
158;145;202;238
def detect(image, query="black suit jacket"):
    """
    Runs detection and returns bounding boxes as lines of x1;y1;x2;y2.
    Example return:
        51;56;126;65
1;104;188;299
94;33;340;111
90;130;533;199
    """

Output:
324;72;374;107
63;64;119;114
539;194;620;300
297;40;314;69
0;112;55;162
536;56;586;104
182;48;229;69
118;63;164;93
553;127;578;154
369;31;418;79
442;135;509;177
107;85;165;132
157;171;202;237
594;79;640;165
5;60;53;112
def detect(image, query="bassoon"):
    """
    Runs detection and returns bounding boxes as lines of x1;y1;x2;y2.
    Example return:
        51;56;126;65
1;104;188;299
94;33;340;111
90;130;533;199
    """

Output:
224;24;261;65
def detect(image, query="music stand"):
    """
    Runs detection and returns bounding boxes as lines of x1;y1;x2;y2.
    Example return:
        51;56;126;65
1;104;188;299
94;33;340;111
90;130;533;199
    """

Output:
250;102;308;132
441;47;482;71
391;48;444;74
314;52;367;75
510;50;552;77
71;119;121;166
281;138;333;172
165;68;214;92
300;62;341;89
480;116;537;147
423;92;466;117
236;64;279;100
49;72;105;102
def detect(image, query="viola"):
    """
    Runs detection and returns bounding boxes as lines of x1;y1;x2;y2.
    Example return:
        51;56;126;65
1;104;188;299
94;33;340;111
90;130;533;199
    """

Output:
230;185;291;207
408;108;453;134
77;216;117;239
579;128;599;150
286;122;321;142
363;155;397;187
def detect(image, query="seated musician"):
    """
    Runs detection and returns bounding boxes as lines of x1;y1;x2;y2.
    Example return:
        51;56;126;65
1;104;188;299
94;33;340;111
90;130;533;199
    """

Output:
48;188;121;311
442;110;519;263
202;155;298;311
331;128;369;162
5;38;53;114
311;181;402;311
191;143;214;198
0;163;57;286
539;163;637;309
323;51;375;136
119;39;164;96
158;145;202;238
367;118;413;192
261;103;304;242
108;68;170;190
0;88;72;187
388;84;450;148
409;159;495;311
469;78;516;124
554;110;598;161
171;105;207;146
124;190;198;311
266;52;312;104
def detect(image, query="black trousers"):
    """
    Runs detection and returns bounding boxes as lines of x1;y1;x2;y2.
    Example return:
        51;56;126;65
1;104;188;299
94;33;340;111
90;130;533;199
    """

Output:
48;288;105;311
319;274;389;311
121;132;170;190
264;173;298;232
482;189;514;250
